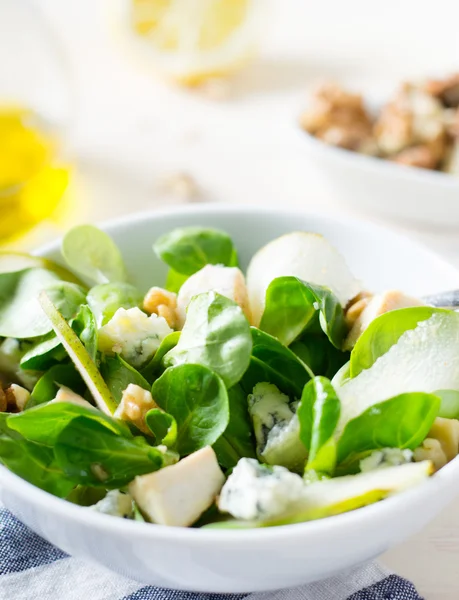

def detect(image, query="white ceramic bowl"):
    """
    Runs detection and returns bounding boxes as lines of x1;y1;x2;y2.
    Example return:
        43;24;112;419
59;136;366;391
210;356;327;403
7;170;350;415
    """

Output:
2;204;459;593
297;128;459;228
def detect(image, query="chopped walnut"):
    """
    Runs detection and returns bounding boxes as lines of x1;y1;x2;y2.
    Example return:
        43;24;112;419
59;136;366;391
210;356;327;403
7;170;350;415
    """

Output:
115;383;158;434
157;172;201;202
391;144;439;169
414;438;447;471
1;384;30;413
374;84;447;162
143;287;178;329
344;291;373;328
424;73;459;108
300;83;376;153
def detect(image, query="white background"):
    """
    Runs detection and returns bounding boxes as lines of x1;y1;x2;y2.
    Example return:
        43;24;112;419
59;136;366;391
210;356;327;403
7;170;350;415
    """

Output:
25;0;459;596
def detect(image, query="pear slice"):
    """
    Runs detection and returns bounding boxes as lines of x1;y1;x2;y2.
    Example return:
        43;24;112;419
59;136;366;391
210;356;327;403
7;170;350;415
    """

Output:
335;310;459;433
270;460;433;526
39;291;117;415
246;232;362;326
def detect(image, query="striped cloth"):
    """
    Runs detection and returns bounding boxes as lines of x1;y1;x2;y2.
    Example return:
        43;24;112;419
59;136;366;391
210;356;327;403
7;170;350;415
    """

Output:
0;506;423;600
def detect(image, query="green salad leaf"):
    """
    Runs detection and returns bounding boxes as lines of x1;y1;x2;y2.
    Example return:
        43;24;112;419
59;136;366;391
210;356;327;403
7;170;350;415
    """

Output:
0;413;74;497
165;269;189;293
87;282;143;327
140;331;180;382
290;335;349;380
164;292;252;388
71;305;98;363
0;252;83;282
28;363;86;408
154;226;238;277
61;225;127;285
66;485;106;506
0;270;86;339
100;355;150;404
349;307;444;378
436;389;459;419
54;416;176;488
38;292;117;415
213;384;256;469
260;277;346;348
8;401;130;446
145;409;177;447
20;333;65;371
337;392;441;470
152;363;229;455
241;328;310;398
298;376;341;475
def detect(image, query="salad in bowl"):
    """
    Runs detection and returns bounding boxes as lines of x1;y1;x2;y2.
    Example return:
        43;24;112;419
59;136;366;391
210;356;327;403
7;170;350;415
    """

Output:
0;220;458;531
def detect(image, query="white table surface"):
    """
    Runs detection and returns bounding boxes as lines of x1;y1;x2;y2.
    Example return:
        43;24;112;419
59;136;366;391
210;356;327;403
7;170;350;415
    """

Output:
27;0;459;596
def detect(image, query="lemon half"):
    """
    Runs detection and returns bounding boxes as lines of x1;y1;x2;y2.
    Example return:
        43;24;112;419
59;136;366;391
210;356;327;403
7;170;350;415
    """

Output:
127;0;258;85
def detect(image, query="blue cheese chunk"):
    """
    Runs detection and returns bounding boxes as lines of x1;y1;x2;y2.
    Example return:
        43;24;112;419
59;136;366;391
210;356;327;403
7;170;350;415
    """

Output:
248;382;307;472
98;307;172;368
359;448;413;473
90;490;133;519
218;458;305;521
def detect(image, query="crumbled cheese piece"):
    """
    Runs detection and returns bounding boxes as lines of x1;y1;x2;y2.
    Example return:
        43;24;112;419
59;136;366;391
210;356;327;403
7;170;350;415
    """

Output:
90;490;133;518
248;382;307;472
98;307;172;367
218;458;305;521
360;448;413;473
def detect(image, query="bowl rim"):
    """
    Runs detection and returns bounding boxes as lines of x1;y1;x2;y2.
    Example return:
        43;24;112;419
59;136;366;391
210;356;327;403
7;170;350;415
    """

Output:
296;122;459;189
2;203;459;542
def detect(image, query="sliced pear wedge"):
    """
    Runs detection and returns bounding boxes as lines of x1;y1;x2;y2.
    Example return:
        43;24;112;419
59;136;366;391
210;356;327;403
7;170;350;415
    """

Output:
39;291;117;415
246;232;362;326
336;310;459;433
269;460;433;526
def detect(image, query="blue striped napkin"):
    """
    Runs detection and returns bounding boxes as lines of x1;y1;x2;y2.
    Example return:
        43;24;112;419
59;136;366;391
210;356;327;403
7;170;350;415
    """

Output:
0;506;423;600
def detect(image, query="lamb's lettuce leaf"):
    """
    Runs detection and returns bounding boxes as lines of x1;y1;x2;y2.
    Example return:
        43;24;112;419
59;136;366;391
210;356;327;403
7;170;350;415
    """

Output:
164;292;251;389
260;277;346;348
241;328;310;398
337;392;441;471
298;376;340;475
152;363;229;455
154;226;238;278
87;282;143;327
61;225;127;285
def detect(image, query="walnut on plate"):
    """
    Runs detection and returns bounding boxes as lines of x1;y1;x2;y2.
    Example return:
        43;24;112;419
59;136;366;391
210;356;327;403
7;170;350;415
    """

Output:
424;73;459;108
300;83;377;154
374;83;448;167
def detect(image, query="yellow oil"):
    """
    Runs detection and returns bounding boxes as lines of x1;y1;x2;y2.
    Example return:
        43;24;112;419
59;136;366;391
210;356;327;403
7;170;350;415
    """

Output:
0;106;70;243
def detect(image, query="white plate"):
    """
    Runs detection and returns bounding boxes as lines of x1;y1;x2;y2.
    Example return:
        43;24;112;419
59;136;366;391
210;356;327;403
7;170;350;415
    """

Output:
1;204;459;592
297;127;459;228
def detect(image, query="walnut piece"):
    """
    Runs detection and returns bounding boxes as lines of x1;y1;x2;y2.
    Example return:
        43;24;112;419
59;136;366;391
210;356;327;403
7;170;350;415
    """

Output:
424;73;459;108
391;145;439;169
414;438;447;471
1;384;30;413
300;83;376;153
374;83;447;164
344;291;373;328
115;383;158;434
143;287;178;329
